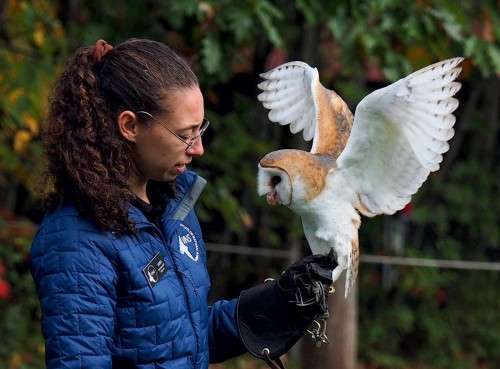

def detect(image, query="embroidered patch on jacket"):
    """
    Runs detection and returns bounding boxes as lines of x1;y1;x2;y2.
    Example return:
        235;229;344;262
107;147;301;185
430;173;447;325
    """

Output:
142;252;167;288
178;224;199;262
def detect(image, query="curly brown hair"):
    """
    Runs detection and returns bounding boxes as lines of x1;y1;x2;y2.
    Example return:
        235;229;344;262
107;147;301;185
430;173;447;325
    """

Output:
43;38;198;233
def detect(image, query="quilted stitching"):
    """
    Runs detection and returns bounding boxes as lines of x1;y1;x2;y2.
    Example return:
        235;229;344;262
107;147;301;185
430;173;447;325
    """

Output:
30;171;245;369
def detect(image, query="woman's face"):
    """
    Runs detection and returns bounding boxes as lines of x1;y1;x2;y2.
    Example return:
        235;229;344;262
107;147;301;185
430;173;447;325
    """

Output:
133;86;205;182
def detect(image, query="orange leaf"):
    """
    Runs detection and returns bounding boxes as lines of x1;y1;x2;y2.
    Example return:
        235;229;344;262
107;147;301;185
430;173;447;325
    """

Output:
472;9;495;43
8;351;22;369
239;209;254;229
13;130;32;153
7;88;23;104
406;46;433;69
53;22;64;39
22;113;39;135
33;23;45;47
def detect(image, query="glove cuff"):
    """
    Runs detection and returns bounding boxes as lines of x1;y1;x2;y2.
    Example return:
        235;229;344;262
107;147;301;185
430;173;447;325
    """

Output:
237;279;313;360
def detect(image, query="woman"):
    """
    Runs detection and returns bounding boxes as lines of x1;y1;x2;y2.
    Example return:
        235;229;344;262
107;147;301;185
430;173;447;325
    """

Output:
30;38;336;369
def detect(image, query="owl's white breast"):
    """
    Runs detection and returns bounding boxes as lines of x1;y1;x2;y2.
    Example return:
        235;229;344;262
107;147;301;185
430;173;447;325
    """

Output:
294;169;360;263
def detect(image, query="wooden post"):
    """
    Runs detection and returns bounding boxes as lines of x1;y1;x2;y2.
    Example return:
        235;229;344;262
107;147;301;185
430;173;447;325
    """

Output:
300;273;357;369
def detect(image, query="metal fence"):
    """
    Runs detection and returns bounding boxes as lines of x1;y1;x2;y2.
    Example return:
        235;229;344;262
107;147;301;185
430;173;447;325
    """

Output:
206;243;500;271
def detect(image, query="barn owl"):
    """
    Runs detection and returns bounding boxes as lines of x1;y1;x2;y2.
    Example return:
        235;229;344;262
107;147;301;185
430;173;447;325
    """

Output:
257;58;463;297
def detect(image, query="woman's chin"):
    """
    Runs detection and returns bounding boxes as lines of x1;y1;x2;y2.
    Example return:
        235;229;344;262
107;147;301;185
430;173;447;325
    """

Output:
166;171;179;181
151;169;177;182
149;165;187;182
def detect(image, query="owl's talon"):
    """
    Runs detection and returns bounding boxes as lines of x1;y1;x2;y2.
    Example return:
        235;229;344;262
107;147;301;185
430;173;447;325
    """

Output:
308;317;330;347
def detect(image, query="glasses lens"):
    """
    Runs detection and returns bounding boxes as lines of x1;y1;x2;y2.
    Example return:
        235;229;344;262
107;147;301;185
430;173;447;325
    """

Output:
185;119;210;151
200;118;210;135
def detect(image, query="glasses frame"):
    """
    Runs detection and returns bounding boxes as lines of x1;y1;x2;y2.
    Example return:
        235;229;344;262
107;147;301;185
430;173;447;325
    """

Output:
136;110;210;152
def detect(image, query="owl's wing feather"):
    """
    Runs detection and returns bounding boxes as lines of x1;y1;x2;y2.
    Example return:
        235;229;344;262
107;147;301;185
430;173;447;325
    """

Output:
258;61;318;142
337;57;463;215
258;61;353;157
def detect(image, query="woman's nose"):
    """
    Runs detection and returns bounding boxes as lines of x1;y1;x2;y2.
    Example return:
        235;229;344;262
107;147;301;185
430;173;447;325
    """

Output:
187;137;204;156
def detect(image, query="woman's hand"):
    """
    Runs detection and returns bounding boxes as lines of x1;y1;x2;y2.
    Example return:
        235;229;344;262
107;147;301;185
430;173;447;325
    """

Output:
237;250;338;367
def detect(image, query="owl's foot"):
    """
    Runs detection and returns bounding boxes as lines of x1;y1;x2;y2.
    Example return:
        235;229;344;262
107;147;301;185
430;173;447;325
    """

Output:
307;314;330;347
331;265;343;283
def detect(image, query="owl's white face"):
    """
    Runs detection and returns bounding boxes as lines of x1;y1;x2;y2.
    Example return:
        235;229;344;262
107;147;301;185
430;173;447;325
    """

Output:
257;165;292;206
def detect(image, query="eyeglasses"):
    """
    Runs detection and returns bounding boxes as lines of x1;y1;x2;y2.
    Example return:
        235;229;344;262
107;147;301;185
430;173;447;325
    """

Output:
137;110;210;152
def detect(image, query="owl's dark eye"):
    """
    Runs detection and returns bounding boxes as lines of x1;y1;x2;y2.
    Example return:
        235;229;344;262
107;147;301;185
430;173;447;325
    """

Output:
270;175;281;187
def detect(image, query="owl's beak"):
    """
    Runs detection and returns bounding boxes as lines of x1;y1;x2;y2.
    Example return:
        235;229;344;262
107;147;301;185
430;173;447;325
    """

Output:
266;172;282;205
266;190;279;206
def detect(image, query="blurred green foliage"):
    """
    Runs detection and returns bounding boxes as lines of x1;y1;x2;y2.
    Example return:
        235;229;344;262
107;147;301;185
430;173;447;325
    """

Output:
0;0;499;368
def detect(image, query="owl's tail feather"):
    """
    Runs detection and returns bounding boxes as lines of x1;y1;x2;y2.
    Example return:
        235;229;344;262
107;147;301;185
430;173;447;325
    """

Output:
344;237;359;298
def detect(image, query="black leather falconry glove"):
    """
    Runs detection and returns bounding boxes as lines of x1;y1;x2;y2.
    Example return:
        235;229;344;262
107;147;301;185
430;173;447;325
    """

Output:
237;250;337;369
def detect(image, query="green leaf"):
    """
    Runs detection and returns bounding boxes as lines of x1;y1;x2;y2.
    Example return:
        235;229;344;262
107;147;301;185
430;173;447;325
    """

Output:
487;44;500;74
429;8;464;42
201;34;222;75
464;37;479;57
255;0;284;47
224;5;255;42
296;0;321;24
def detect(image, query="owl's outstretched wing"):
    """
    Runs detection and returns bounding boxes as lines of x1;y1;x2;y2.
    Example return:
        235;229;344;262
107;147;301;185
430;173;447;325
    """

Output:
258;61;353;158
337;57;463;216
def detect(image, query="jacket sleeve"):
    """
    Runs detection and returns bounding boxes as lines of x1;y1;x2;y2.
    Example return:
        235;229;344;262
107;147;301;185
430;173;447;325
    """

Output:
208;298;247;363
30;233;117;369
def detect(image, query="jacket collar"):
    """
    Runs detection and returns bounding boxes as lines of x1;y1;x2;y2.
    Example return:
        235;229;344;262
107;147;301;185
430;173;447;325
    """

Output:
129;170;204;228
44;171;205;231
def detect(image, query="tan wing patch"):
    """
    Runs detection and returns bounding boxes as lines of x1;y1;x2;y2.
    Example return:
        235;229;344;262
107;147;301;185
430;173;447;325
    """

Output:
313;84;353;157
259;149;335;201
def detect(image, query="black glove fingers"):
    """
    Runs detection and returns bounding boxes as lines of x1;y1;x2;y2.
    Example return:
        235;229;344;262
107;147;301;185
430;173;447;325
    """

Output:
313;249;337;268
307;263;333;286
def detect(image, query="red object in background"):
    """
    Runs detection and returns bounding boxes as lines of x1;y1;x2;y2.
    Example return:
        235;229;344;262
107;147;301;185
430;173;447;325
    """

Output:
0;279;11;300
365;60;385;82
435;288;448;307
264;48;287;71
0;263;5;277
401;202;413;217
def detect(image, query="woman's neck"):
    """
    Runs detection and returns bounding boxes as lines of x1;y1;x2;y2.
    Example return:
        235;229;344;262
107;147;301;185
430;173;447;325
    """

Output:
128;172;149;204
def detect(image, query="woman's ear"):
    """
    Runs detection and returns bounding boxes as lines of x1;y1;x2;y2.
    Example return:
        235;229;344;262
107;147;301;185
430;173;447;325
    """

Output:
117;110;139;142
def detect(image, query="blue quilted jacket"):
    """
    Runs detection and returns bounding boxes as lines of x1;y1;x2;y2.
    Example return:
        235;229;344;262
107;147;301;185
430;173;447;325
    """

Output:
30;171;246;369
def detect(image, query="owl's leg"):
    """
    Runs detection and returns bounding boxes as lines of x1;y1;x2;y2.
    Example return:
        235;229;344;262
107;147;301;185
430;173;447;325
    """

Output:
331;265;343;282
